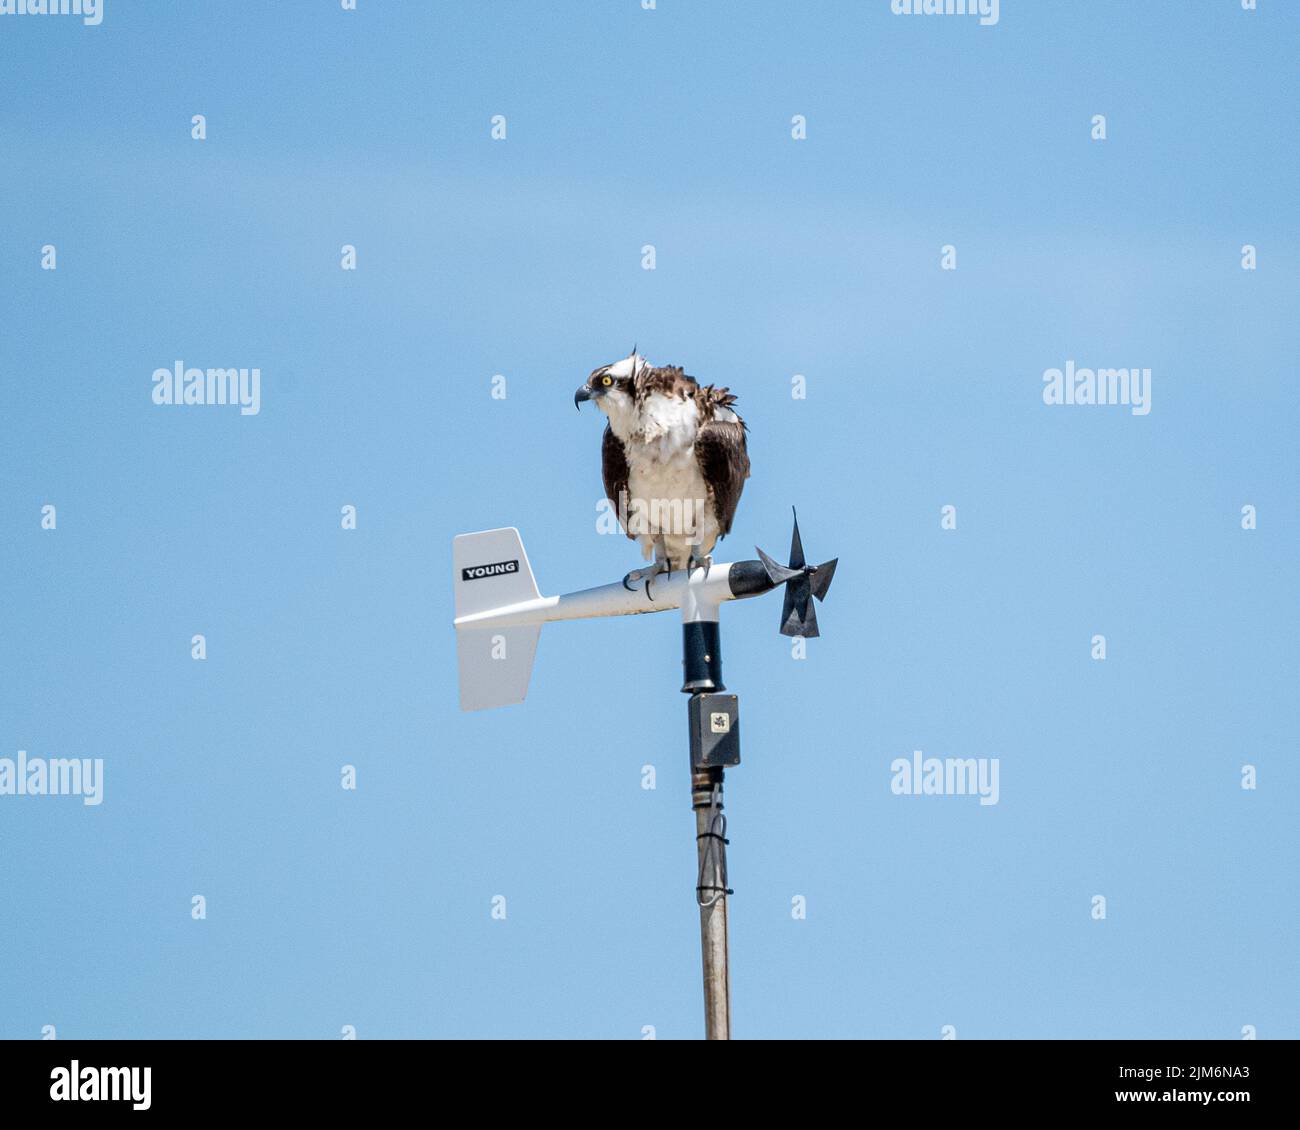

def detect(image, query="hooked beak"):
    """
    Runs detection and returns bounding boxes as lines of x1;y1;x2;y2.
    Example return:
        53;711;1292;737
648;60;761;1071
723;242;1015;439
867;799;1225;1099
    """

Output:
574;385;593;410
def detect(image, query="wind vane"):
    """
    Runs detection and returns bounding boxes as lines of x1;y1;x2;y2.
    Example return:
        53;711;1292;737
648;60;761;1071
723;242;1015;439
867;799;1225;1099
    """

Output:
452;509;837;1040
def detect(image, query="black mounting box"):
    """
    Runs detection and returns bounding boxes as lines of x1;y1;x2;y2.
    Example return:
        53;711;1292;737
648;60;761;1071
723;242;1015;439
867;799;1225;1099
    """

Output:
687;693;740;768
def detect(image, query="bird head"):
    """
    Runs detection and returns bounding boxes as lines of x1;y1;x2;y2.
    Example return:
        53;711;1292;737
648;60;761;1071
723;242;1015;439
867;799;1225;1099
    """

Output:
575;349;644;413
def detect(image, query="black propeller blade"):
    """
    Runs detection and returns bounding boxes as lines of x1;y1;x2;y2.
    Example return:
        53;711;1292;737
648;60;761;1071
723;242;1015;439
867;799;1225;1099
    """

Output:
755;509;838;638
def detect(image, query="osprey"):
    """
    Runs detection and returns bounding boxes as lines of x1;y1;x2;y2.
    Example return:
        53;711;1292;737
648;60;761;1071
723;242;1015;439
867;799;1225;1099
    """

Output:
575;350;751;587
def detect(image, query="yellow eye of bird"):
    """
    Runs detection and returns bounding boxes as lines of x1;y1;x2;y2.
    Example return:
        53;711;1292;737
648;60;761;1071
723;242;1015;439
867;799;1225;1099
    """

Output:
601;375;613;386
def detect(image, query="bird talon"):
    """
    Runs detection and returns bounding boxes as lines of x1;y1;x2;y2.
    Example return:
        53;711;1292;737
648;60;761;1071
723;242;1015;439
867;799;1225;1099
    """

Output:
687;551;712;577
646;561;672;601
622;559;672;597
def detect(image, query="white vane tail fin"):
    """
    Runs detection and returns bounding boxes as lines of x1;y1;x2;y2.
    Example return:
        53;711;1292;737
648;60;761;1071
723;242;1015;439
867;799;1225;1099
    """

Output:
453;527;542;711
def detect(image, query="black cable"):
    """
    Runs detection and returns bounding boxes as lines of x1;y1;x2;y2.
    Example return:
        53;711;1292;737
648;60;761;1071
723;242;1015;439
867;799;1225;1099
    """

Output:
696;784;732;907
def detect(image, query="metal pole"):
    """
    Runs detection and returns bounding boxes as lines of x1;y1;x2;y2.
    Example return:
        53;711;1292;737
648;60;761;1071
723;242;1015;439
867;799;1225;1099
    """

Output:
682;616;734;1040
693;765;731;1040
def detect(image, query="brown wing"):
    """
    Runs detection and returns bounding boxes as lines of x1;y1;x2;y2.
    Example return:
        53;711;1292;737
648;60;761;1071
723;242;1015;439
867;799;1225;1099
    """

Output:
601;424;635;541
694;418;750;538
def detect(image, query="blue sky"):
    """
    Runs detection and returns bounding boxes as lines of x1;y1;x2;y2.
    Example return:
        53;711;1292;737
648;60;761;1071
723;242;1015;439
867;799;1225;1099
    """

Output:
1;1;1296;1039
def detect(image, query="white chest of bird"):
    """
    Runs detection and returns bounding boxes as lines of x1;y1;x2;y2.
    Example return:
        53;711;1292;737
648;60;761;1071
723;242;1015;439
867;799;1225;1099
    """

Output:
623;393;717;561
